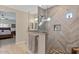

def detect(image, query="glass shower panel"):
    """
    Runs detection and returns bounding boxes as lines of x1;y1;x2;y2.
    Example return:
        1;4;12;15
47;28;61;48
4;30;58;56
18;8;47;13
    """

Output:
38;7;47;32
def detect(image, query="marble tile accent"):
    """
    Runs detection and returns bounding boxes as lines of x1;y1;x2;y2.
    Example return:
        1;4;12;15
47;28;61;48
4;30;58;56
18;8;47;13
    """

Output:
47;6;79;54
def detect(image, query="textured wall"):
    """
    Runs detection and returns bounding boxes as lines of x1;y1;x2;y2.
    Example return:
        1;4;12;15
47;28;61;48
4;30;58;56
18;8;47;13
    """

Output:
47;5;79;53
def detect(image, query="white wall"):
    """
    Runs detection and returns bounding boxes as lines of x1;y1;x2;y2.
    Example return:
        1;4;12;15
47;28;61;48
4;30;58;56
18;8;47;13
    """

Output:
0;6;29;46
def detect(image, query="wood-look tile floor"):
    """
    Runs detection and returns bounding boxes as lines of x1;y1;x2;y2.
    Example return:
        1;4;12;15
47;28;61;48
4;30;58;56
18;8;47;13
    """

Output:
0;38;28;54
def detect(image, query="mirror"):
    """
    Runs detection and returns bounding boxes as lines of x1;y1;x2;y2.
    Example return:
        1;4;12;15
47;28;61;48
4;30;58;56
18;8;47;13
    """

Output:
28;6;38;31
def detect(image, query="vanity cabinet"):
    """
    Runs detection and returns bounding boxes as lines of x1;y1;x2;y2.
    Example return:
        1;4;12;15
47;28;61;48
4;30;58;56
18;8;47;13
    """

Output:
28;32;47;54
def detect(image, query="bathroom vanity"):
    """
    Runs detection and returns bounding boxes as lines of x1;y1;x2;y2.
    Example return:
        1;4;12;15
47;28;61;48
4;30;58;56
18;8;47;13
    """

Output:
28;31;47;54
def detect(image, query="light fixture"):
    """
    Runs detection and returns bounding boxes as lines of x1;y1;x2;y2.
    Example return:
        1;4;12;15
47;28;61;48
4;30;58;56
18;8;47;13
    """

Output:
35;18;38;21
66;12;73;19
0;11;8;20
0;14;5;20
47;17;51;21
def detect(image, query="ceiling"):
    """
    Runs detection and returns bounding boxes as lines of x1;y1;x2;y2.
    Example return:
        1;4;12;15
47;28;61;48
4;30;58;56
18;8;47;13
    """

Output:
39;5;53;9
7;5;53;15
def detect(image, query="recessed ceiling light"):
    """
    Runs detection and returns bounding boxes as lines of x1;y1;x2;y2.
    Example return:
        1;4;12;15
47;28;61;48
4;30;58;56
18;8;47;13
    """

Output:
66;12;73;19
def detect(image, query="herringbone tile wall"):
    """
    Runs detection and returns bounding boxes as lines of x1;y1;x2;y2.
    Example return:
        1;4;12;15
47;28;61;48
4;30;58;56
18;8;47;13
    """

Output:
47;5;79;53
